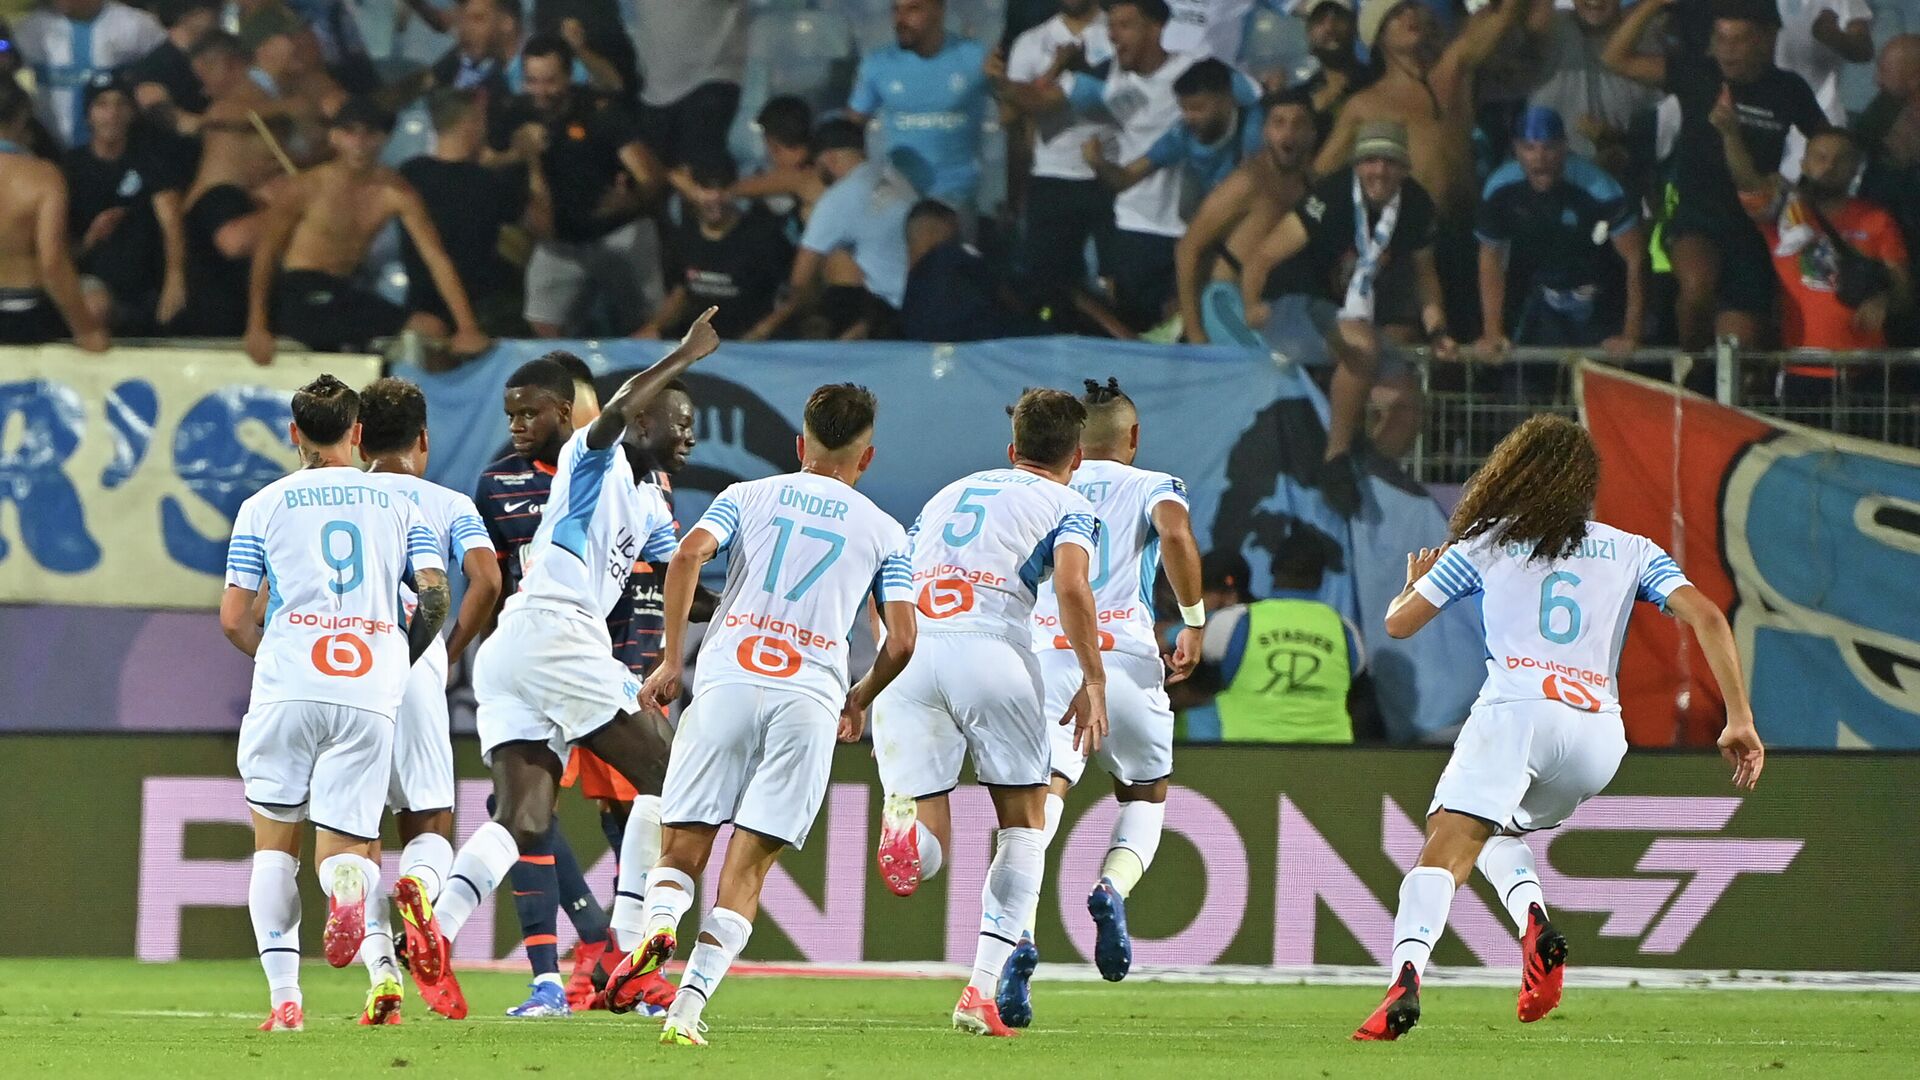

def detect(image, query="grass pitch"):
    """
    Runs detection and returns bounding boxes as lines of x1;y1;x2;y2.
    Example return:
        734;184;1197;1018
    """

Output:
0;960;1912;1078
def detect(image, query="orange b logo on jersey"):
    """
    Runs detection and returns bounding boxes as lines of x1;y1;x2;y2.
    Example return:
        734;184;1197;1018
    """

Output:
311;632;373;678
917;578;975;619
737;635;803;678
1051;631;1116;651
1542;673;1601;713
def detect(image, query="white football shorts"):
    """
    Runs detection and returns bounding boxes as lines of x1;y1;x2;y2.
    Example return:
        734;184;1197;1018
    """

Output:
1428;699;1629;832
662;682;838;848
872;632;1048;796
473;604;643;766
1040;649;1173;787
238;699;395;841
389;638;455;813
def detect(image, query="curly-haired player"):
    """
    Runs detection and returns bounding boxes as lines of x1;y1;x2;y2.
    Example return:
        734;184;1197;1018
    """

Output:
1354;414;1765;1041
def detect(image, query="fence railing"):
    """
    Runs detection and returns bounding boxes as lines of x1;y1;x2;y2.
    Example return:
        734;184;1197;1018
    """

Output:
1406;343;1920;485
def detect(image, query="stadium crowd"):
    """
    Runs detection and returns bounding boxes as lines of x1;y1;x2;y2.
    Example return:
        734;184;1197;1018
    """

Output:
0;0;1912;373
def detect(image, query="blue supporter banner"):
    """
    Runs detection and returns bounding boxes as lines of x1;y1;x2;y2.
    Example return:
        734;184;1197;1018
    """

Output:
399;338;1481;740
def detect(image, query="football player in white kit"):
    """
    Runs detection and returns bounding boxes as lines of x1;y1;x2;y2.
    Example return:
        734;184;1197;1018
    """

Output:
402;309;723;1017
871;388;1111;1038
1354;415;1766;1041
219;375;452;1032
348;377;503;1023
996;378;1207;1027
602;384;919;1044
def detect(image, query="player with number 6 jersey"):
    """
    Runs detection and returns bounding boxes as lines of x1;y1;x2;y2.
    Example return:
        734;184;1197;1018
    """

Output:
605;384;919;1043
219;375;452;1032
1355;415;1766;1043
871;388;1110;1038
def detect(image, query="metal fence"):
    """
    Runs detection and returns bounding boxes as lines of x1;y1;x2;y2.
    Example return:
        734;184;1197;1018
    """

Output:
1407;344;1920;485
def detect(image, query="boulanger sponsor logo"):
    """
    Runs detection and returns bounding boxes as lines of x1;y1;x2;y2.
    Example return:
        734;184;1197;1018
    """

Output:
737;635;804;678
917;578;975;619
309;632;373;677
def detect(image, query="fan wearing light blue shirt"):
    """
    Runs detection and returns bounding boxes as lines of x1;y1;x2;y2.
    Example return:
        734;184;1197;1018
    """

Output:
846;0;991;208
1081;56;1263;204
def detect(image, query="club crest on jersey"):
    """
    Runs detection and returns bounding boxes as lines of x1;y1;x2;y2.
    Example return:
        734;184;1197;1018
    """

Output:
310;632;373;678
917;578;976;619
737;635;803;678
1541;672;1601;712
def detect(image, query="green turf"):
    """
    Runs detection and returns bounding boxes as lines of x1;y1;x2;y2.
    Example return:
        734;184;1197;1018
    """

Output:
0;960;1913;1078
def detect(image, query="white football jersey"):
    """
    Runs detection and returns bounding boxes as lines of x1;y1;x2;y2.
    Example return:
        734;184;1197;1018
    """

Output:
509;429;678;623
691;473;913;712
1415;522;1690;713
906;468;1102;642
1032;459;1188;660
361;470;494;626
225;466;446;717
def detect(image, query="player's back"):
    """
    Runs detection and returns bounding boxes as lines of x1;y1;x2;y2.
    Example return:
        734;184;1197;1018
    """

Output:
1422;521;1688;713
694;473;911;710
510;430;677;624
363;471;491;613
908;467;1101;641
227;466;441;716
1032;458;1186;659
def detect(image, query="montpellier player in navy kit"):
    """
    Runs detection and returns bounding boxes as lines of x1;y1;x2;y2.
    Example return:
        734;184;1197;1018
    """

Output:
871;388;1111;1037
220;375;451;1032
604;384;919;1044
1355;415;1766;1041
1001;378;1208;1026
401;310;723;1016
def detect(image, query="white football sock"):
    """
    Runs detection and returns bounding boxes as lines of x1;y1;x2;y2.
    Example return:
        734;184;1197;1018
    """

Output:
249;850;301;1009
1389;866;1457;980
398;833;454;902
1475;835;1546;931
1100;801;1165;898
622;866;696;945
611;795;664;941
968;827;1044;995
672;906;752;1024
358;893;401;983
914;822;944;881
436;821;519;942
1015;794;1068;939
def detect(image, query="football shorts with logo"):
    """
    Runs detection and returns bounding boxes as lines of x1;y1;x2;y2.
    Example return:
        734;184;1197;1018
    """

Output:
1429;700;1628;832
872;632;1050;796
662;683;839;847
240;701;397;841
1039;649;1172;787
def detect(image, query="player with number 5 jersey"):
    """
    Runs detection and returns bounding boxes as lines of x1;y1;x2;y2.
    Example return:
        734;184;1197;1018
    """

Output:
871;389;1110;1038
220;375;453;1032
1355;415;1766;1043
606;384;919;1044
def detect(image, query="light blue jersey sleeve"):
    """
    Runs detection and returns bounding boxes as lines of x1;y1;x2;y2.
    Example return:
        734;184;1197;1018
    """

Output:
1637;547;1690;610
404;500;448;577
849;51;883;115
799;181;856;255
1145;125;1188;168
693;488;746;552
1055;511;1102;555
224;495;268;591
1413;546;1483;608
1064;71;1107;114
873;550;915;605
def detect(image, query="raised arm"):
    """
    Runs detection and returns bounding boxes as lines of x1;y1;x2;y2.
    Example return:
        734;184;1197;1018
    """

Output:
1710;90;1777;215
1445;0;1535;72
1665;585;1763;789
1811;9;1874;65
586;307;721;449
1602;0;1670;87
1150;499;1206;683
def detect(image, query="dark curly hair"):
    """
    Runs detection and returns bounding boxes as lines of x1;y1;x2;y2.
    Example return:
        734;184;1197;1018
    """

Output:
357;377;428;456
290;374;359;446
1448;414;1598;562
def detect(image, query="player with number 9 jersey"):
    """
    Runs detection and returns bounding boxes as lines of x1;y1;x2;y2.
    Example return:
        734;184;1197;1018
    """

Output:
226;470;444;720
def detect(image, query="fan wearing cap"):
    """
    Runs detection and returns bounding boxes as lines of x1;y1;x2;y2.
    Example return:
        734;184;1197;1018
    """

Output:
0;80;109;350
1604;0;1827;351
1293;0;1366;143
61;74;189;334
243;97;491;365
1475;106;1645;367
1239;118;1442;517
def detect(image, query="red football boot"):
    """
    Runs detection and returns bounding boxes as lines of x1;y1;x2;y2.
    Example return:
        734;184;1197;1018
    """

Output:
565;940;610;1012
951;987;1016;1037
1517;903;1568;1023
392;874;444;984
604;930;676;1015
1352;961;1422;1041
